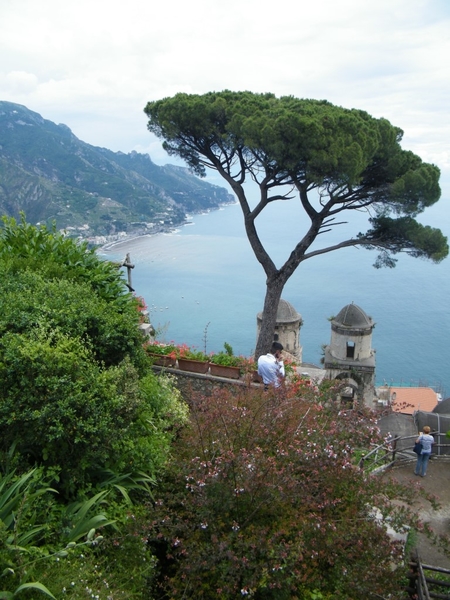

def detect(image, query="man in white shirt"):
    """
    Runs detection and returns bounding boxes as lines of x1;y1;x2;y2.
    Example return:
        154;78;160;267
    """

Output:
257;342;285;389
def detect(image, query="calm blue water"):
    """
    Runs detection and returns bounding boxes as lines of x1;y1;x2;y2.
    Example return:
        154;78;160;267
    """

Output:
101;198;450;396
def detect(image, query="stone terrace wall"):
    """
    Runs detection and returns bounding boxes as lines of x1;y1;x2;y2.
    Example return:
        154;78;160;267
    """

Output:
151;365;262;399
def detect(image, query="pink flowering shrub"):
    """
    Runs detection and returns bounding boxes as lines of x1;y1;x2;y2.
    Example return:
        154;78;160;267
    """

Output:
148;383;422;599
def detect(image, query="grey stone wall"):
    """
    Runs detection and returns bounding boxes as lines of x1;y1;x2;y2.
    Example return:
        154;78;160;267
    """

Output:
151;365;261;399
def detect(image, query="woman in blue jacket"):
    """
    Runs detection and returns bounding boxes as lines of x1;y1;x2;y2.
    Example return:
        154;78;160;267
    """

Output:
414;425;435;477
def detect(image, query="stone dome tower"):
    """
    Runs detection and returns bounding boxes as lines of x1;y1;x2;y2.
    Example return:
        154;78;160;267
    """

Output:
324;303;376;407
257;299;303;361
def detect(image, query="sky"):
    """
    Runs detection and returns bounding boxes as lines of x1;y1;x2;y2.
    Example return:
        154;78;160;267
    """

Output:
1;0;449;185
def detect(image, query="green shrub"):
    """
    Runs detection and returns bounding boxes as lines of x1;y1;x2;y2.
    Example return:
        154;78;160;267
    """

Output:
0;217;189;495
0;214;129;306
0;328;186;496
0;269;146;370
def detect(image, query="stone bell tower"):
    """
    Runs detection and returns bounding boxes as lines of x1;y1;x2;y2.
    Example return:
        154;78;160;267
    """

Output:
256;299;303;362
323;302;376;406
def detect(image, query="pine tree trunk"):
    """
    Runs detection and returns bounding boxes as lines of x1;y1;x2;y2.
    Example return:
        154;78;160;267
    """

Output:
254;276;285;360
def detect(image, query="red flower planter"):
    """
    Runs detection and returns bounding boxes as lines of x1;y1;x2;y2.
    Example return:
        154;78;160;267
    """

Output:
177;358;210;374
148;354;176;367
209;363;241;379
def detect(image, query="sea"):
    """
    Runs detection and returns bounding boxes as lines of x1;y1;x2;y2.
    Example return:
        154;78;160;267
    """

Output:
100;197;450;397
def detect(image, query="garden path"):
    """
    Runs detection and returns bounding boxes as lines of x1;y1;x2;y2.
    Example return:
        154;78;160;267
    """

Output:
382;459;450;569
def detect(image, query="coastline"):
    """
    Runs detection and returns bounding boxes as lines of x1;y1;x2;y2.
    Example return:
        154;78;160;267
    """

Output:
99;233;155;253
96;220;187;253
97;202;238;253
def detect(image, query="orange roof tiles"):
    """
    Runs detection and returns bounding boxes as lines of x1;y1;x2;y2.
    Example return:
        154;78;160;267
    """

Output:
389;387;439;414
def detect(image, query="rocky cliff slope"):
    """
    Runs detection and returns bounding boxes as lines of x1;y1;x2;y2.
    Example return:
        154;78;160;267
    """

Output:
0;101;233;236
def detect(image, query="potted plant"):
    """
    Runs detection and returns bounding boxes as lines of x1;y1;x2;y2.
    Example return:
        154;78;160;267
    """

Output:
209;343;242;379
177;344;210;374
145;342;178;367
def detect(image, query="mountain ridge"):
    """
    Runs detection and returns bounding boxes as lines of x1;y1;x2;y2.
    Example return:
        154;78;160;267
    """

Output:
0;101;234;237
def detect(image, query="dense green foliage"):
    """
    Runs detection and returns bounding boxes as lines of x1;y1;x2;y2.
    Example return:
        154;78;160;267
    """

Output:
0;215;132;305
0;217;188;495
0;270;143;367
0;216;190;597
145;91;448;357
0;101;232;235
0;466;151;599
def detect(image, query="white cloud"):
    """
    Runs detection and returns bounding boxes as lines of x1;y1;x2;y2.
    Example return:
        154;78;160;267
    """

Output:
2;71;38;94
0;0;448;175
